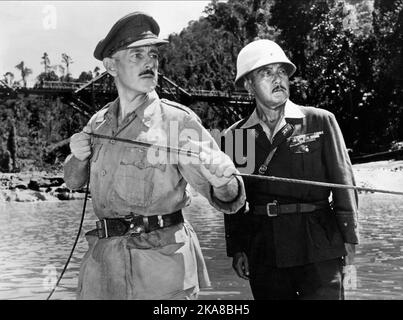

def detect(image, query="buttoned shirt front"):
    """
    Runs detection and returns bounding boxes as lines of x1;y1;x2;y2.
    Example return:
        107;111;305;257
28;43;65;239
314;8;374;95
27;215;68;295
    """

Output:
64;90;246;299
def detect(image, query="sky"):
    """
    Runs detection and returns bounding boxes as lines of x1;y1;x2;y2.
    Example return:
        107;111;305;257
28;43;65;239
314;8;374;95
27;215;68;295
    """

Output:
0;0;211;86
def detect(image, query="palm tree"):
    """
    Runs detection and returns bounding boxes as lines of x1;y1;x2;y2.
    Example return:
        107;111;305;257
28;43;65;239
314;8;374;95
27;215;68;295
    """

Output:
41;52;51;73
15;61;33;87
61;53;73;77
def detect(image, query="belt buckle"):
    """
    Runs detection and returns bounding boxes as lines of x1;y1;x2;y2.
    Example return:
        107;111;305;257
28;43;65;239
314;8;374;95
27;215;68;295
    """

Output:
126;214;145;237
96;219;108;239
266;201;279;217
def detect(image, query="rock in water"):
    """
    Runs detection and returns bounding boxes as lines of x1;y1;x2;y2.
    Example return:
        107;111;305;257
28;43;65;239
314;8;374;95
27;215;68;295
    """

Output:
56;191;72;201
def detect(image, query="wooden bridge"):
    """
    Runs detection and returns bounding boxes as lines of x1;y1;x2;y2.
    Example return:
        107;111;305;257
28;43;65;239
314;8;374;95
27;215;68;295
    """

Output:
0;72;255;123
1;76;402;164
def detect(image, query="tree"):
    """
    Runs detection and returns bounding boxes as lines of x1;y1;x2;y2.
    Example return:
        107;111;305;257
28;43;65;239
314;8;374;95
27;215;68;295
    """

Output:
269;0;335;78
78;71;93;82
15;61;33;87
36;70;59;86
93;66;101;78
0;142;12;173
205;0;273;45
61;53;73;78
7;119;18;172
41;52;51;73
160;0;275;94
3;72;14;86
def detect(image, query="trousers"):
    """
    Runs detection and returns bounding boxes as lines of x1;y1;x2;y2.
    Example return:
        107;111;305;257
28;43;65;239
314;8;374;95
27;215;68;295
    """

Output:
249;258;344;300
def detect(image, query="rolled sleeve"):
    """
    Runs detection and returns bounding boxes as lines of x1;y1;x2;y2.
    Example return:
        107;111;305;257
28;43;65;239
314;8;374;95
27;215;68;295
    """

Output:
323;112;359;244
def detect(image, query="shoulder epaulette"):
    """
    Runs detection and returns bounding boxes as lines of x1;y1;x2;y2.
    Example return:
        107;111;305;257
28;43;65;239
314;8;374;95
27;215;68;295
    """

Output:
100;101;112;111
161;98;191;115
94;103;111;123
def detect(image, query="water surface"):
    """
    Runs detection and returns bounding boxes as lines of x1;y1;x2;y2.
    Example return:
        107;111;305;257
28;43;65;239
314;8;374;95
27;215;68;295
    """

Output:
1;192;403;300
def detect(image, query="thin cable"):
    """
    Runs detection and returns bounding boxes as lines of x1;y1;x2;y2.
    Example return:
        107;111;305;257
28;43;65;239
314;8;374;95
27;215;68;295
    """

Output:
89;133;200;157
235;173;403;196
46;179;90;300
88;133;403;196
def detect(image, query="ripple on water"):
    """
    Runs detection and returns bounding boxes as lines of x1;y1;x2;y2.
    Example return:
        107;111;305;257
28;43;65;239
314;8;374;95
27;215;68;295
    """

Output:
2;193;403;299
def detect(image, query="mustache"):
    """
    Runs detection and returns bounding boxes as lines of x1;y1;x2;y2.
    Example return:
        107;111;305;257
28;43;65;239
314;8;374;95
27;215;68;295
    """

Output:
139;69;156;77
272;84;286;92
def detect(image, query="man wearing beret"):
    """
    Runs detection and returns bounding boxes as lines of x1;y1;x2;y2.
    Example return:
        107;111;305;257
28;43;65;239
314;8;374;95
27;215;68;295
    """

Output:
223;39;359;299
63;12;246;300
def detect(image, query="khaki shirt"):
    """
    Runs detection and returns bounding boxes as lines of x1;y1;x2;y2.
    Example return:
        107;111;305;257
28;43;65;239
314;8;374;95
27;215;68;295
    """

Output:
64;91;246;299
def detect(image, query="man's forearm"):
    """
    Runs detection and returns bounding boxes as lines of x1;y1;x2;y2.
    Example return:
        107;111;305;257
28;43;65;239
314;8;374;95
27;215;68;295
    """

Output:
63;154;89;189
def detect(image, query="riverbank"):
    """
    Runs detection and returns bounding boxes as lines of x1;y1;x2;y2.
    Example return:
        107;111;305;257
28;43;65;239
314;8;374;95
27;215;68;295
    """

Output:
1;160;403;203
0;171;86;202
353;160;403;193
1;161;403;299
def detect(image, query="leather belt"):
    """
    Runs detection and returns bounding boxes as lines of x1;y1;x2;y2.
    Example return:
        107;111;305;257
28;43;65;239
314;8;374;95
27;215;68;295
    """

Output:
89;210;184;239
253;200;330;217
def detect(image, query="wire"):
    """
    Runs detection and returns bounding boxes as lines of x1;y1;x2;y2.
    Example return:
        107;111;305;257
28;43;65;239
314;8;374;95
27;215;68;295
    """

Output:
235;173;403;196
46;178;90;300
89;133;403;196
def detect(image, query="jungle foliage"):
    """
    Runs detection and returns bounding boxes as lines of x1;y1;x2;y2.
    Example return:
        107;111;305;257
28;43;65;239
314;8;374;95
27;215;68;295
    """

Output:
159;0;403;154
0;0;401;171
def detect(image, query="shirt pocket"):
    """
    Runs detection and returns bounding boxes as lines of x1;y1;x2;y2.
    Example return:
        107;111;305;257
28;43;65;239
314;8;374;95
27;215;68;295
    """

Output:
90;142;103;163
113;146;166;206
288;139;322;178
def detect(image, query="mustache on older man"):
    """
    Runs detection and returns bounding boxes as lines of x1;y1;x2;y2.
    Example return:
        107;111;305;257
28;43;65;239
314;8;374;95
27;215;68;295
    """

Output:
272;84;287;92
139;69;155;77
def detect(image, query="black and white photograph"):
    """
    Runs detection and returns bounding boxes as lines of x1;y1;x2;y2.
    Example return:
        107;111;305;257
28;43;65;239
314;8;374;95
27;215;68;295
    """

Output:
0;0;402;304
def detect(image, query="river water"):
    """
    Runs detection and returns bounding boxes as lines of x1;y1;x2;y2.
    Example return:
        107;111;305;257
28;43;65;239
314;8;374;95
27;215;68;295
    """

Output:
1;192;403;300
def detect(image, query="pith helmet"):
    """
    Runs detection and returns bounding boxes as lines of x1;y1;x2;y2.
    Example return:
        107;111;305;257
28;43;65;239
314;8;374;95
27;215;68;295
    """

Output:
235;39;296;85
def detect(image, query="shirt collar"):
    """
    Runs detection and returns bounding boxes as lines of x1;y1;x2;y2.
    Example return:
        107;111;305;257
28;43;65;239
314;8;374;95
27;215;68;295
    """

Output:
138;91;159;127
104;90;159;127
240;99;305;129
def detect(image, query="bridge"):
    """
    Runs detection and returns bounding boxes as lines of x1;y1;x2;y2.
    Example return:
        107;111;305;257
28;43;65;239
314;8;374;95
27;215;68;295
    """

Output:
1;76;401;164
0;72;255;123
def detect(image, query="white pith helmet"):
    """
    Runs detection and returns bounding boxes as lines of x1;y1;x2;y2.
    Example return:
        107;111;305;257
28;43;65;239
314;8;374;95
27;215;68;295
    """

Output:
235;39;297;85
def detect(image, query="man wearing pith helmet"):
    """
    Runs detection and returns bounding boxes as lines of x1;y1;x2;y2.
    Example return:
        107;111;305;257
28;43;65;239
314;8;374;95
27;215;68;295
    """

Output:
63;12;246;300
223;39;359;299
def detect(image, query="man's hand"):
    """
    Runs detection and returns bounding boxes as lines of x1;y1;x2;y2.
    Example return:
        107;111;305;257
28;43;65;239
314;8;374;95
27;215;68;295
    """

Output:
344;243;356;265
70;130;92;161
199;150;238;188
232;252;250;280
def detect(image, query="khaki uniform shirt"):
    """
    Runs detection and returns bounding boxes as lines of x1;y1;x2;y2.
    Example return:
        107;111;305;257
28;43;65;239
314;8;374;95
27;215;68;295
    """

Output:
64;91;246;299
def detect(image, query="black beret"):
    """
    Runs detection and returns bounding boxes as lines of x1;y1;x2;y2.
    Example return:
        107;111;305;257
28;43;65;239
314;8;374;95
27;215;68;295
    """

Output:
94;12;168;61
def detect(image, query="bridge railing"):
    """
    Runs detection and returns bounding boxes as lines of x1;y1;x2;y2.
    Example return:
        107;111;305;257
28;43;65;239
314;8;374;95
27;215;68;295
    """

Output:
189;89;254;100
39;81;87;90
